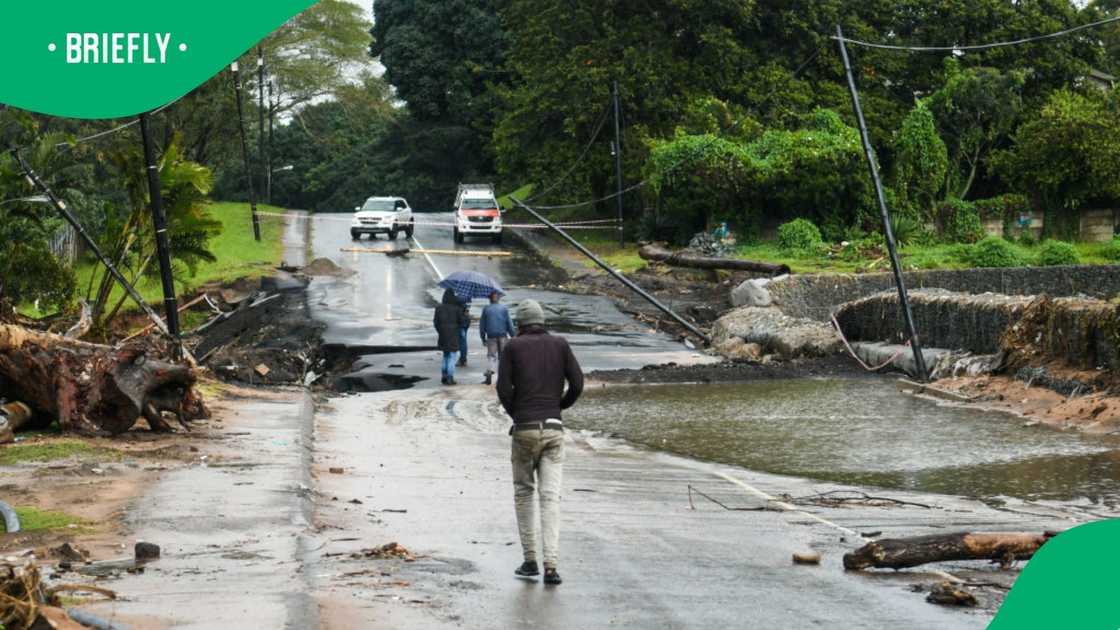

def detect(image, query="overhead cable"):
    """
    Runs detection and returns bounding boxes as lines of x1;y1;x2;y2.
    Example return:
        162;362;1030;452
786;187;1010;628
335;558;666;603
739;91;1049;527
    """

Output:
834;14;1120;52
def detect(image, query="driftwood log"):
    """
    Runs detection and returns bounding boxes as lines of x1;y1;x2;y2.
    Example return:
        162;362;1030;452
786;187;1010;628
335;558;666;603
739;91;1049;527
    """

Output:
638;244;791;275
843;532;1052;571
0;324;206;436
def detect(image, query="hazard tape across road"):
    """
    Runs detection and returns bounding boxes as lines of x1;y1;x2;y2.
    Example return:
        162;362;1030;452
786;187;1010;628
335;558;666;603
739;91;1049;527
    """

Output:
255;211;619;230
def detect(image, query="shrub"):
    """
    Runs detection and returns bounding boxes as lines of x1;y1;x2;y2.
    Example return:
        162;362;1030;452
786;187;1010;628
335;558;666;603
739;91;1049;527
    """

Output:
1017;232;1037;247
889;213;922;246
1102;238;1120;261
965;236;1025;268
1036;239;1080;266
777;218;823;253
936;199;985;243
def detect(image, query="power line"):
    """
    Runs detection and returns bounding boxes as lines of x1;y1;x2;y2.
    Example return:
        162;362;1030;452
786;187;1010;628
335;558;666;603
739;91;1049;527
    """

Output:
523;100;612;203
510;46;823;214
834;14;1120;52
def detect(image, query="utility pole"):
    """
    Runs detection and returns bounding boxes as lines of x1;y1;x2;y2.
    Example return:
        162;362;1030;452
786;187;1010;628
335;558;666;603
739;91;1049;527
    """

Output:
836;25;928;381
231;61;262;241
257;47;266;203
267;77;276;204
138;112;181;343
11;150;169;336
612;80;625;247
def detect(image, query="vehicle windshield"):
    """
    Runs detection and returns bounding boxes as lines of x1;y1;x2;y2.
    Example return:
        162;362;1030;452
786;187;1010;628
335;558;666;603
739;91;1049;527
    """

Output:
360;199;396;212
461;198;497;210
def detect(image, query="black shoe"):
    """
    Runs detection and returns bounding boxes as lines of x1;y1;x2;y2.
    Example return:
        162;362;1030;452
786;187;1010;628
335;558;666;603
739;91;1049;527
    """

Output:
514;561;539;579
483;374;492;385
457;359;467;367
448;377;457;385
543;568;562;585
441;376;449;385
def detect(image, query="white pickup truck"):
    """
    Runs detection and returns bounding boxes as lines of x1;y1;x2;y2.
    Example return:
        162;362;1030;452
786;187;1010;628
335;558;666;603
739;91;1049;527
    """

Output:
453;184;503;244
351;196;414;240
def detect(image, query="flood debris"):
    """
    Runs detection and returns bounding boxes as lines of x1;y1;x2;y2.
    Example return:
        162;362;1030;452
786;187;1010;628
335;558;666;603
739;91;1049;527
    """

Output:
792;552;821;565
0;325;205;436
843;531;1054;571
639;244;790;275
1;402;33;444
1;500;20;533
926;580;978;607
2;558;116;630
352;542;415;562
785;490;933;510
133;542;160;562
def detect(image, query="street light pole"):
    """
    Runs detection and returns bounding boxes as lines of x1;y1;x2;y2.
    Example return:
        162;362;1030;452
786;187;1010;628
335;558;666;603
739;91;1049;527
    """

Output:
612;80;625;247
138;112;181;342
267;77;276;204
231;61;262;241
257;47;267;203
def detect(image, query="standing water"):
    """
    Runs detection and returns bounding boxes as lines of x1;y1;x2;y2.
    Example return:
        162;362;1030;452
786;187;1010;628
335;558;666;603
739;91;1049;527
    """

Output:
570;379;1120;504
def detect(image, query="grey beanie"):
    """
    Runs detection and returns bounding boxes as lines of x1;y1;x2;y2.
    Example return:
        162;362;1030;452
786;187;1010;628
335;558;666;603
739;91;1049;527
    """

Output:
517;299;546;326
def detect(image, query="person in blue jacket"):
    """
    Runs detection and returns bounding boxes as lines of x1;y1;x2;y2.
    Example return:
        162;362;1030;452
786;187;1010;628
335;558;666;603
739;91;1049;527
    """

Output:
479;291;516;385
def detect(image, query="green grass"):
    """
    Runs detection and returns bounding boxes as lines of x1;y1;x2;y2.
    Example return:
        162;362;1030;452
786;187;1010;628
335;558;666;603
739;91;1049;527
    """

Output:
568;232;647;274
733;238;1120;274
68;202;288;313
13;506;86;532
0;439;120;465
498;184;535;210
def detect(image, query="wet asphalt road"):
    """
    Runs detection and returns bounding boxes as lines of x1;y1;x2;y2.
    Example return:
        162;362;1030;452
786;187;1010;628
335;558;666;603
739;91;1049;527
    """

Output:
295;211;714;386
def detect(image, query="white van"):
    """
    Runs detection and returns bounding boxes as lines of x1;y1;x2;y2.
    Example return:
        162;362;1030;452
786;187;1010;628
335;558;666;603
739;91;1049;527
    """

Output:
453;184;502;244
351;196;414;240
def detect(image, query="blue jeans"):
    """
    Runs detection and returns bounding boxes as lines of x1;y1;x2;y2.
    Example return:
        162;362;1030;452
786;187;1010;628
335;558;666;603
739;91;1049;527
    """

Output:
458;328;469;361
441;351;459;380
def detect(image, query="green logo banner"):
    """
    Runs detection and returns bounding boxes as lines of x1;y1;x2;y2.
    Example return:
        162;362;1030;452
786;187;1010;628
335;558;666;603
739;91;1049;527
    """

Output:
989;519;1120;629
0;0;317;119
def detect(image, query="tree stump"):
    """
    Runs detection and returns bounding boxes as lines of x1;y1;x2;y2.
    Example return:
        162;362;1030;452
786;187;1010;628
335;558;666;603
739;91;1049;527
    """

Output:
0;324;205;435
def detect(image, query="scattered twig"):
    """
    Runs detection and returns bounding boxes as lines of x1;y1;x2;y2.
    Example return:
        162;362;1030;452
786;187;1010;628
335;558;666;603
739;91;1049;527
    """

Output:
786;490;933;510
47;583;118;600
688;485;778;512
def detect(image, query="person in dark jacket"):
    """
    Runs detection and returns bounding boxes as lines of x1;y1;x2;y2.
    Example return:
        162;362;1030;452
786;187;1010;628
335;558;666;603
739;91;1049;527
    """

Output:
434;289;469;385
496;299;583;586
457;296;471;367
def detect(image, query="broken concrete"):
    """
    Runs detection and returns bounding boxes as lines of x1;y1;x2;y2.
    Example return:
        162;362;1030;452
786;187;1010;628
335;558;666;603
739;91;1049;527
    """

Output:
712;307;842;359
731;278;774;308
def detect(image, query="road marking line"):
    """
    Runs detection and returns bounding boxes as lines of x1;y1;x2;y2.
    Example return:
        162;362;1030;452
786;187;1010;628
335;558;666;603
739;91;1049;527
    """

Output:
409;233;443;281
713;470;862;538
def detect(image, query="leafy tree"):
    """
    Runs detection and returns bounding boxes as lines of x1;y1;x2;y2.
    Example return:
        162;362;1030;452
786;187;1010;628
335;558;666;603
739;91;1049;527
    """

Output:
926;60;1025;200
893;100;948;218
87;136;219;329
993;89;1120;238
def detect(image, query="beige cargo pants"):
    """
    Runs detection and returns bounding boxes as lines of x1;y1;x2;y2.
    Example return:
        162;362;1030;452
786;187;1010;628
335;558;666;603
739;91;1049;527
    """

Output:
511;426;564;568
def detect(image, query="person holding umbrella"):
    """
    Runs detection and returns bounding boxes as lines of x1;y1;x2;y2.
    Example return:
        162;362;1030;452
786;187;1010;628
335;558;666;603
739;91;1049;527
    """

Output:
434;288;469;385
438;271;506;377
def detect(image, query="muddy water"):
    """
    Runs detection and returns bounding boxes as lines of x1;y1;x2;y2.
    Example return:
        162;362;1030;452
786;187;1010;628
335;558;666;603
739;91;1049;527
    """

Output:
571;379;1120;504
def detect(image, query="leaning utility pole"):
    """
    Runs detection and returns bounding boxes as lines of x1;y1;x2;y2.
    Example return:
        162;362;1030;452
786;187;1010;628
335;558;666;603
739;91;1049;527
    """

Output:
138;112;181;342
231;60;262;241
836;25;928;381
612;80;625;247
11;150;168;336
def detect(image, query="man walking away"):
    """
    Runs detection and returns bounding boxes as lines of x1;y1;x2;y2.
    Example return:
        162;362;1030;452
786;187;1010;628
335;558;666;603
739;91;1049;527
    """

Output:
497;299;583;586
434;289;468;385
457;297;471;367
479;291;516;385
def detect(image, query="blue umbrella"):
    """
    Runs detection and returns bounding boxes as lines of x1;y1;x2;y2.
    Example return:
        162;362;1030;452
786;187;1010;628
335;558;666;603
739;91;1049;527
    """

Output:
439;270;505;301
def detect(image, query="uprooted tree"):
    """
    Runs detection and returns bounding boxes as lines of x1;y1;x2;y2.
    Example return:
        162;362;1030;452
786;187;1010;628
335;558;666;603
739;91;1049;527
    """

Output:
0;324;207;435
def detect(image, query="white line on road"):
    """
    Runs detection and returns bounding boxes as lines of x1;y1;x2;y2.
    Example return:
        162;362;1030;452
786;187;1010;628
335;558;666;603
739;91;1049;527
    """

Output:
713;470;863;539
409;233;444;281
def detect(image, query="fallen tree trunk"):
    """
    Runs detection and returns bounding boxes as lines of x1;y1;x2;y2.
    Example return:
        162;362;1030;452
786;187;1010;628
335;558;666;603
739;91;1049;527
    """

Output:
0;324;206;436
843;532;1053;571
638;244;791;275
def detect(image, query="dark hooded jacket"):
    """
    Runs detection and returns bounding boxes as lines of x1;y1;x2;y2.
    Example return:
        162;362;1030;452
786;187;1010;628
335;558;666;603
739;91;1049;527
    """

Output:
434;289;469;352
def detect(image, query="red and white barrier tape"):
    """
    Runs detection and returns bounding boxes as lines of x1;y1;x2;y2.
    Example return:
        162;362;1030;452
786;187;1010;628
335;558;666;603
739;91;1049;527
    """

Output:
254;211;619;230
